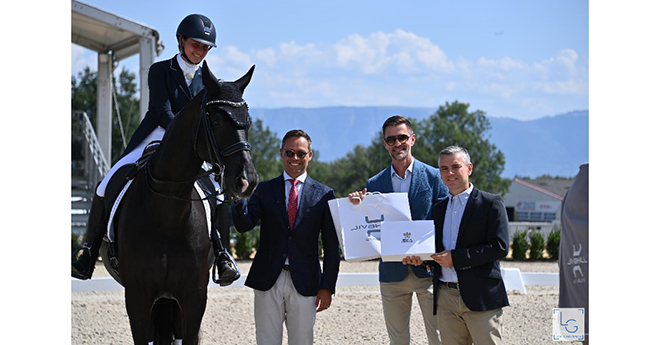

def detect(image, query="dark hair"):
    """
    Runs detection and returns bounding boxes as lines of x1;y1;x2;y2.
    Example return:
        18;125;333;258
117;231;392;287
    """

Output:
281;129;313;151
382;115;413;137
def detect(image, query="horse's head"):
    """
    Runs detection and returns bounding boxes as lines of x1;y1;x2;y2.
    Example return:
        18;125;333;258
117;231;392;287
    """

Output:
196;62;259;199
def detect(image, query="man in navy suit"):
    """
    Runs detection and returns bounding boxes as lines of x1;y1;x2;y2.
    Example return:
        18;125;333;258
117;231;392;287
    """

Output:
349;115;448;345
232;129;340;344
407;145;509;345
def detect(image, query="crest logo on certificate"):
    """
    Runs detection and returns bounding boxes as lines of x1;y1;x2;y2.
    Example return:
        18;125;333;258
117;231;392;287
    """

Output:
381;220;435;262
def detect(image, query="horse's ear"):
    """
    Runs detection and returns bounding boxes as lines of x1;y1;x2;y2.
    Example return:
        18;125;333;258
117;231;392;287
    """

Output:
234;65;256;94
202;61;219;85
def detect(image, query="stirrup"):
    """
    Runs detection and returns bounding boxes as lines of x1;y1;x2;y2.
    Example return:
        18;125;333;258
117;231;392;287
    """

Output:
212;250;240;286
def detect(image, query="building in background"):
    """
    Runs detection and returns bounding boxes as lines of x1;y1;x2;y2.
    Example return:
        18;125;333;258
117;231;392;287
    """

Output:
501;178;575;241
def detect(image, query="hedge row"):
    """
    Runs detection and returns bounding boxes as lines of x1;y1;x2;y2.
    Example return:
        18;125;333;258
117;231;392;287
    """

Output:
511;228;560;260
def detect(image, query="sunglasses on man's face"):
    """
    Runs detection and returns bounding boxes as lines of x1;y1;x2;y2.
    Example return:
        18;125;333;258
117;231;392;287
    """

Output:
384;134;411;146
284;150;309;159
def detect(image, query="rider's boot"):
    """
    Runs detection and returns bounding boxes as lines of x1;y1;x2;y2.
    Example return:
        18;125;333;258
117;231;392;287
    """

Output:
211;202;240;286
71;193;107;280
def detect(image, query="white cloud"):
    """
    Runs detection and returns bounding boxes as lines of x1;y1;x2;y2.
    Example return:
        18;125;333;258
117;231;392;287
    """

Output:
70;31;587;119
477;56;527;71
470;49;587;98
531;49;587;95
333;30;453;75
205;46;255;79
278;41;321;60
533;49;580;78
220;32;588;117
254;48;277;67
71;44;97;76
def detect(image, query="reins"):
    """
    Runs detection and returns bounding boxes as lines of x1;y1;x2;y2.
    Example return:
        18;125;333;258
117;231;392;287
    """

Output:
144;162;220;202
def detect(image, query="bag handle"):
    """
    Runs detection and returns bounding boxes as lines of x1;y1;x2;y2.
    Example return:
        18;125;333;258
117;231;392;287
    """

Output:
350;191;385;207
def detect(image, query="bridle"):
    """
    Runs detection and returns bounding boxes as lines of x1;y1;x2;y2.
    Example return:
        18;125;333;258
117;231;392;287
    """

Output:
144;90;252;202
198;92;252;180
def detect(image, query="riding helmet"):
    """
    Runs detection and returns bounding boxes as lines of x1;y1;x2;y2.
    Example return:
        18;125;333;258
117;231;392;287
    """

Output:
176;14;217;48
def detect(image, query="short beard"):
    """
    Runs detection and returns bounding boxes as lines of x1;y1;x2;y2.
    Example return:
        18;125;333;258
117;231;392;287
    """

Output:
389;148;409;161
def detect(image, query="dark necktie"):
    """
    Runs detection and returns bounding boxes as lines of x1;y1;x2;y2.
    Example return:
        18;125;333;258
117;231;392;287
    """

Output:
287;179;299;228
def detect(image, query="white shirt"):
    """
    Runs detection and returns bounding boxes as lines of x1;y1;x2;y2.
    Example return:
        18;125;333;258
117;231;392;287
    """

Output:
390;158;415;193
440;183;473;283
176;53;200;86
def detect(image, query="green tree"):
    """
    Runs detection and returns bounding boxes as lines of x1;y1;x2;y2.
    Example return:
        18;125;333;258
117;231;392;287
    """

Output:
71;67;97;166
414;101;510;195
325;101;510;197
318;137;390;197
71;67;141;164
248;118;282;182
71;67;97;122
110;69;141;162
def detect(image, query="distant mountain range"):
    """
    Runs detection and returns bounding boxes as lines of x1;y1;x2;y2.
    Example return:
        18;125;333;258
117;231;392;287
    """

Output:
249;107;588;178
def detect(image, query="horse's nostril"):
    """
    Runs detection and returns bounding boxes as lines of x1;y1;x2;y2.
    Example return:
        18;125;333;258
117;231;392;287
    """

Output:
236;177;249;194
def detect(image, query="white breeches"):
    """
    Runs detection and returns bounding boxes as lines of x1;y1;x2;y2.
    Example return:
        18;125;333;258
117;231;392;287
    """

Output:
95;127;166;197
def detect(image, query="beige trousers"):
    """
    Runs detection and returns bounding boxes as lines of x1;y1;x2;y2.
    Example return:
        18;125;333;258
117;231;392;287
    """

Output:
253;269;316;345
379;267;441;345
436;285;503;345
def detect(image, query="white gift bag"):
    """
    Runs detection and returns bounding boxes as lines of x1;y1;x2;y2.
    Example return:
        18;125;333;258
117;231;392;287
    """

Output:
328;192;412;262
381;220;436;262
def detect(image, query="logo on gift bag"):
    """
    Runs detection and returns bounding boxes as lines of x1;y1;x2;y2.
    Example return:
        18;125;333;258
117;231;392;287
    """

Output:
401;231;413;243
351;215;384;241
552;308;585;341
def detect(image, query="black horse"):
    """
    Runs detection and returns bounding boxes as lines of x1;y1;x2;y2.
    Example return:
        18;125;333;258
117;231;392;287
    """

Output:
101;62;258;344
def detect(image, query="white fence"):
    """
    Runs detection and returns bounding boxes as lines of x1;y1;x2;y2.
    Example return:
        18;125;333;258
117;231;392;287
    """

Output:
72;268;557;295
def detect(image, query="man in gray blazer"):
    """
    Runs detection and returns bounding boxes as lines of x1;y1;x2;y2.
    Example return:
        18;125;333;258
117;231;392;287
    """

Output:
349;115;448;345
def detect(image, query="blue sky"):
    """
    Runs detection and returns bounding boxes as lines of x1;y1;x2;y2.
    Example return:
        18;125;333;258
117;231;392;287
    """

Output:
71;0;589;121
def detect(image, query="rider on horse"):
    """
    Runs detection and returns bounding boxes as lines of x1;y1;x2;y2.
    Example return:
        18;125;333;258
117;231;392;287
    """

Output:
71;14;241;286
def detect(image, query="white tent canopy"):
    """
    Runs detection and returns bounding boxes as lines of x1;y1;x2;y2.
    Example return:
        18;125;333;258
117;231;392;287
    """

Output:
71;0;162;161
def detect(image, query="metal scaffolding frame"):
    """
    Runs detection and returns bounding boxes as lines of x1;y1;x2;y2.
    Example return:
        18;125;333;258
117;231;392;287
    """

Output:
71;0;163;164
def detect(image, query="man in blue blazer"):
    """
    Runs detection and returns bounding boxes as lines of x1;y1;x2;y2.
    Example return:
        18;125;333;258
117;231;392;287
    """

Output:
407;145;509;345
349;115;448;345
232;129;340;344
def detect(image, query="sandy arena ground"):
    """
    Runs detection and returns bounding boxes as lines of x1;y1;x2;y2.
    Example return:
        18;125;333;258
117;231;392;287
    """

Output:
71;260;584;344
